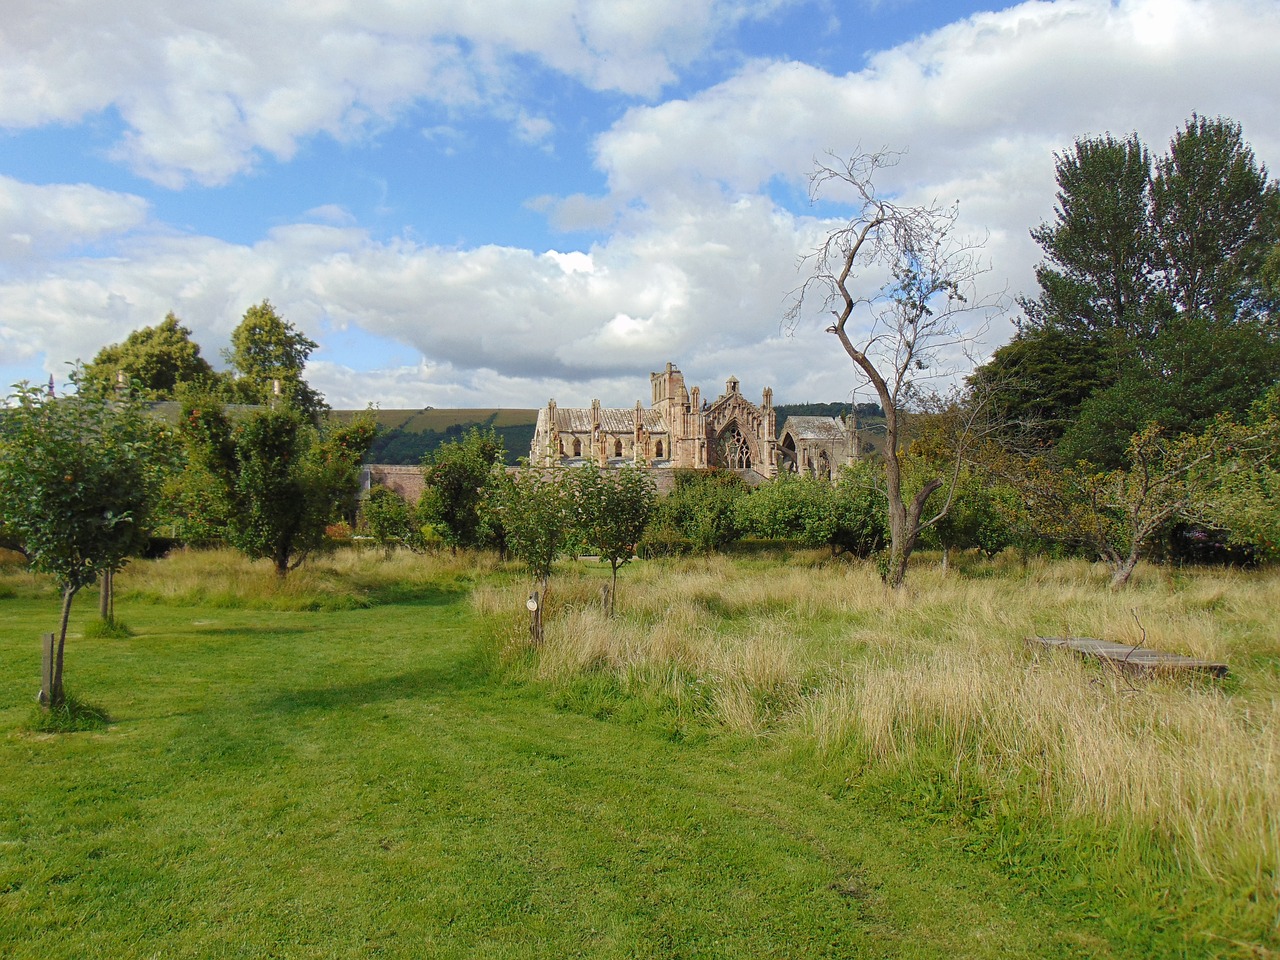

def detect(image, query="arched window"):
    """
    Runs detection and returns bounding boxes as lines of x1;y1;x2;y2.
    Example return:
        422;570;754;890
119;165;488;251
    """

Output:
558;439;565;456
572;437;582;457
717;422;752;470
655;440;664;459
614;438;623;457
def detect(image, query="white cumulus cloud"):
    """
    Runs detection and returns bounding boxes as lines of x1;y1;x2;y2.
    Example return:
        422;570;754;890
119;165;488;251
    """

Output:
3;0;1279;408
0;0;795;186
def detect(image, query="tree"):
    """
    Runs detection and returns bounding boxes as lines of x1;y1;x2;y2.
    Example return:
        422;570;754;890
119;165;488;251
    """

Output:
1056;311;1280;468
735;473;839;548
981;115;1279;474
646;469;748;555
485;467;573;591
1151;114;1278;323
786;150;999;588
570;466;657;615
224;301;326;419
82;312;219;398
967;326;1106;449
1183;385;1280;560
1006;410;1276;588
1024;132;1156;357
361;486;429;557
733;471;886;556
0;376;168;706
180;399;374;577
419;427;506;553
914;463;1014;567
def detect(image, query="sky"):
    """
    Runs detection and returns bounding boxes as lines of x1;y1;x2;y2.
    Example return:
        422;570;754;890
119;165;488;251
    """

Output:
2;0;1278;411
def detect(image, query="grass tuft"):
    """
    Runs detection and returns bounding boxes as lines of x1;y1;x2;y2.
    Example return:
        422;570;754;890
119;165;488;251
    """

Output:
25;691;111;734
83;618;134;639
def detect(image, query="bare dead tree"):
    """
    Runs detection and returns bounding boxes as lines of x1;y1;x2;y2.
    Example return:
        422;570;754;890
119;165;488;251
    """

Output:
786;149;1002;588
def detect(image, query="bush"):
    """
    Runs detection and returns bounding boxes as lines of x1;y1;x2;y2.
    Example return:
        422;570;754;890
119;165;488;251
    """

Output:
637;525;694;558
646;470;748;554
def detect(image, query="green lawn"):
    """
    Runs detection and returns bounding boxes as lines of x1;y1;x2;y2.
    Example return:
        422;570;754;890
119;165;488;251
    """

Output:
0;557;1269;958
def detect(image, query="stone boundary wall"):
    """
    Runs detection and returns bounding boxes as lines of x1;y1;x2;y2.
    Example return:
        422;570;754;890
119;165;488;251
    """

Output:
363;465;426;503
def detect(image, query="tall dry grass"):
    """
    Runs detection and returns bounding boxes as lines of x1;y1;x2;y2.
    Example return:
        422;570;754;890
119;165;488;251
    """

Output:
479;553;1280;894
116;545;496;609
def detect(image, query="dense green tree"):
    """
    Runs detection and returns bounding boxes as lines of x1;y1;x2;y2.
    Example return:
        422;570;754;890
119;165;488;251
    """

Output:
361;486;430;557
982;115;1278;471
570;466;657;614
915;465;1015;566
646;469;748;554
1058;312;1280;468
0;376;169;706
158;464;230;547
1151;114;1278;322
1261;242;1280;311
224;301;326;418
968;327;1106;449
734;473;837;548
181;399;374;577
82;313;219;398
1183;385;1280;560
419;427;506;552
1024;133;1156;355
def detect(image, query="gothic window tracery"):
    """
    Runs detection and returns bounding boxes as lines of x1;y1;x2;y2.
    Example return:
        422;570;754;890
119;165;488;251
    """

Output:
717;422;752;470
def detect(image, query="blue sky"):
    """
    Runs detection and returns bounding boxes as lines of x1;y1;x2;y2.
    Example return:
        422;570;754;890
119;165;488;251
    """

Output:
2;0;1278;409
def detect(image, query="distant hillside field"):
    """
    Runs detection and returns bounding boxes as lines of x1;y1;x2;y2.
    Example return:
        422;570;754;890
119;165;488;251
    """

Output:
329;408;537;466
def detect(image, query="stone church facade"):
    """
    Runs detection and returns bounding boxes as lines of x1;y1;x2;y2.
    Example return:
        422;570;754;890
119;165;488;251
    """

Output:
776;416;858;480
530;363;780;482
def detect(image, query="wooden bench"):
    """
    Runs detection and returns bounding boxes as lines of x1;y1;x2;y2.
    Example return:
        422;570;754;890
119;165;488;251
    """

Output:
1027;636;1228;678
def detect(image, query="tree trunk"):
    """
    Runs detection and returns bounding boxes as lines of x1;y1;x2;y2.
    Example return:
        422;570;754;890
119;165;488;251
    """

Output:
44;585;79;708
528;590;544;644
99;569;114;623
883;471;944;589
609;562;619;617
1109;549;1141;589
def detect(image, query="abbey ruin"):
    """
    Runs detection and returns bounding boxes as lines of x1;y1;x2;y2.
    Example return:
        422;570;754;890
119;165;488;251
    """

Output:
529;363;857;481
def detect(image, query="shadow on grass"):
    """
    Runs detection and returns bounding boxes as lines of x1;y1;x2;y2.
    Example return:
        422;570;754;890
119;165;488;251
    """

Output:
259;658;492;715
361;583;469;607
174;625;314;638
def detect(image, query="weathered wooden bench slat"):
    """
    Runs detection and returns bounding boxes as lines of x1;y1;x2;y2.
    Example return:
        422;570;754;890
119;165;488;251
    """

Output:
1027;636;1229;678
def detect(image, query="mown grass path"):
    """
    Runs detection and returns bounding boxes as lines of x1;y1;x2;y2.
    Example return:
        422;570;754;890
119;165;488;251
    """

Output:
2;585;1143;958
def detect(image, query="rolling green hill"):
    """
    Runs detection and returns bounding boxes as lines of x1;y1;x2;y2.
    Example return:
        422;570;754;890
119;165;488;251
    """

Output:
329;408;538;465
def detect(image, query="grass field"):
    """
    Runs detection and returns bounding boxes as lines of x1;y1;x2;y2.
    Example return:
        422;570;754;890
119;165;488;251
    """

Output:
328;408;539;432
1;549;1276;958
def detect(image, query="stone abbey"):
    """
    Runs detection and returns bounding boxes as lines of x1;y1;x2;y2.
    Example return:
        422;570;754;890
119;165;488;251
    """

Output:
530;362;857;481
